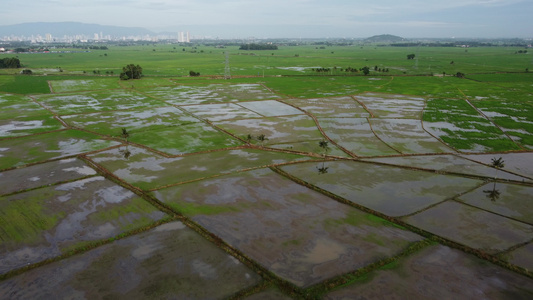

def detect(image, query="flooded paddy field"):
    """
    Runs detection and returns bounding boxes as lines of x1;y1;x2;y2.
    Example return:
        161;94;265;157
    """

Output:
1;74;533;299
325;245;533;299
0;221;260;299
153;168;423;287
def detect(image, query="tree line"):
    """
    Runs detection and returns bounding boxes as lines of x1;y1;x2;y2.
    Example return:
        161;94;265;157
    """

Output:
239;44;278;50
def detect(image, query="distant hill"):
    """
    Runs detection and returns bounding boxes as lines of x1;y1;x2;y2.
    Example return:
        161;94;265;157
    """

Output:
0;22;154;38
365;34;406;43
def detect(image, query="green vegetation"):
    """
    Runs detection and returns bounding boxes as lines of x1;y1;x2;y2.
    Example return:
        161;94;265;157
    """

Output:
0;57;21;68
119;63;143;80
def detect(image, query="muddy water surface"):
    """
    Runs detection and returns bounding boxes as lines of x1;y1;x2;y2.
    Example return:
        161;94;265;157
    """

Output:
154;168;422;287
0;176;165;274
281;161;482;216
325;245;533;299
0;221;260;299
404;201;533;254
0;158;96;196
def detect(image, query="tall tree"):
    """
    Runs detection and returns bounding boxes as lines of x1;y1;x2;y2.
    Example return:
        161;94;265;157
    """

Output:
120;64;143;80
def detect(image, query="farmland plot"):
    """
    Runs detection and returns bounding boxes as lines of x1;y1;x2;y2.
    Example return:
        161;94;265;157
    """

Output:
140;84;281;106
33;90;166;115
153;168;422;287
0;221;260;299
89;146;314;191
318;118;399;157
280;161;482;217
325;245;533;299
0;176;166;274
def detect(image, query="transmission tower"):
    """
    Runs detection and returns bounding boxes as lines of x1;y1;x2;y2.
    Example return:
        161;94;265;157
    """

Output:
224;51;231;80
414;43;420;69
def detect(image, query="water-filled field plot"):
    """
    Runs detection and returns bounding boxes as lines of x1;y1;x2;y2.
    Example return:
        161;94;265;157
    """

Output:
370;119;453;154
0;176;166;275
0;221;260;299
182;103;263;121
89;146;314;191
130;123;243;155
472;99;533;149
140;83;281;106
461;152;533;180
325;245;533;299
355;93;426;119
214;115;348;156
0;94;48;119
61;106;198;136
33;90;166;115
0;115;64;138
280;161;482;217
0;130;119;170
404;201;533;254
0;94;64;138
457;182;533;225
0;158;96;196
153;168;422;287
49;78;122;93
364;154;530;182
505;243;533;272
318;118;399;157
423;98;521;152
283;96;370;118
238;100;304;117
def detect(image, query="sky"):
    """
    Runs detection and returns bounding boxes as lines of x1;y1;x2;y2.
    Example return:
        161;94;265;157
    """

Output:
1;0;532;38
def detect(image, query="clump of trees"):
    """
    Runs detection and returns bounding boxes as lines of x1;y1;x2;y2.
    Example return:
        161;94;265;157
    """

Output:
21;69;32;75
119;64;143;80
407;54;416;60
239;44;278;50
0;57;21;68
189;70;200;77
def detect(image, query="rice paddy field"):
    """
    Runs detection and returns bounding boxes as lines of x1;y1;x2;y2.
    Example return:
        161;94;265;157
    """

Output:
0;44;532;299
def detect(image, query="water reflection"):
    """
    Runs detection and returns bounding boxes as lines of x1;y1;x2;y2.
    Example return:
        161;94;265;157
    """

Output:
316;162;329;175
119;147;132;160
483;182;500;202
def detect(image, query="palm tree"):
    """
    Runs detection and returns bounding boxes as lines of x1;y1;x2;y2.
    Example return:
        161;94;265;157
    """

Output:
245;134;253;144
318;140;329;157
491;157;505;179
121;128;130;143
257;134;267;147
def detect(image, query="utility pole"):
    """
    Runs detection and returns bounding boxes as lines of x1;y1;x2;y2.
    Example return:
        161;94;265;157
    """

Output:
224;51;231;80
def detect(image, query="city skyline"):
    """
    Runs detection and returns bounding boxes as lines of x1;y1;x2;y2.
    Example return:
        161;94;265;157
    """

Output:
1;1;532;39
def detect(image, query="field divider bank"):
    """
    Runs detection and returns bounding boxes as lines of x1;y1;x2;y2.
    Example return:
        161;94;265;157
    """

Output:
269;164;533;281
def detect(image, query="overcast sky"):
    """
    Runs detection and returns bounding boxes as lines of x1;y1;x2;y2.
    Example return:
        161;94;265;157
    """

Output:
1;0;531;38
